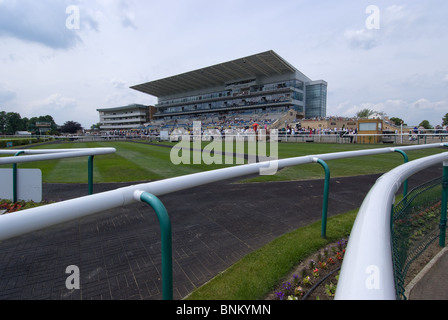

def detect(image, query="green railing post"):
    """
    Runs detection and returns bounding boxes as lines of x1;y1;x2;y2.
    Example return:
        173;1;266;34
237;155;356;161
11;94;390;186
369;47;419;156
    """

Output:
139;192;173;300
88;155;94;195
440;162;448;247
315;158;330;238
12;151;25;203
394;149;409;198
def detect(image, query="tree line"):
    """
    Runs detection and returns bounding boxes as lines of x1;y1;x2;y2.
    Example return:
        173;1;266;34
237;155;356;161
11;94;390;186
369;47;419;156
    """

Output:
0;111;83;135
356;109;448;129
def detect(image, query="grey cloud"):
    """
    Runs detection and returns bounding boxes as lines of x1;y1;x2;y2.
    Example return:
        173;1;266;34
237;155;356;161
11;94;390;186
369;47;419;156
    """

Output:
0;85;16;104
118;0;137;29
111;78;127;89
0;0;98;50
344;29;379;50
121;15;137;30
30;93;77;113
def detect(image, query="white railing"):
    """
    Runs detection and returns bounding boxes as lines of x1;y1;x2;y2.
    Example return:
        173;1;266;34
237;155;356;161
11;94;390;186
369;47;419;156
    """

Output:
0;143;445;241
335;151;448;300
0;143;447;300
0;147;117;200
0;148;116;165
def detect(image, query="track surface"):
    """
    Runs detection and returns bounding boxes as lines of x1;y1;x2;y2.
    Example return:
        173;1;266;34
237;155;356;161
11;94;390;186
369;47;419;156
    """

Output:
0;165;443;300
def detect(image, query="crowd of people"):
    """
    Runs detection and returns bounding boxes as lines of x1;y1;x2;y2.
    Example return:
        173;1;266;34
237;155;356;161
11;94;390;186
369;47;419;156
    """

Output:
89;112;448;144
284;125;358;137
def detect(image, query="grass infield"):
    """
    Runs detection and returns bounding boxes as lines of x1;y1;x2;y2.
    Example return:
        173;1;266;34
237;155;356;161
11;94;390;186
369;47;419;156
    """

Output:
1;140;444;184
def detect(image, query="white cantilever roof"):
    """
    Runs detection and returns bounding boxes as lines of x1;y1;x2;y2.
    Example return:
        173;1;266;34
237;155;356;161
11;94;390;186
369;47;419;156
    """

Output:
130;50;301;97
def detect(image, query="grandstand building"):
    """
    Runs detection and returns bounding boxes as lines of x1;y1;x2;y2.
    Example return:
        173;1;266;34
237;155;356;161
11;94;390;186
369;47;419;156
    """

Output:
96;104;151;131
130;50;327;124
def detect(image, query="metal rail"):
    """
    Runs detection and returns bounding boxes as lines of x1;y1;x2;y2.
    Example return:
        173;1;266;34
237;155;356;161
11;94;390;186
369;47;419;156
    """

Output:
0;148;116;197
0;148;116;164
335;152;448;300
0;143;446;299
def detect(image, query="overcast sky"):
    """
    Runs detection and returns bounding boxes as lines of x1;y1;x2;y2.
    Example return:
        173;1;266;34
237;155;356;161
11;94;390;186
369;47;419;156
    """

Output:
1;0;447;128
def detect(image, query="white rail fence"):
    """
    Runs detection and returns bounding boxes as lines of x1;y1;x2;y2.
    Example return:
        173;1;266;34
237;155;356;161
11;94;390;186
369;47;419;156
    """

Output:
0;148;117;164
335;151;448;300
0;147;117;200
0;143;445;241
0;143;447;299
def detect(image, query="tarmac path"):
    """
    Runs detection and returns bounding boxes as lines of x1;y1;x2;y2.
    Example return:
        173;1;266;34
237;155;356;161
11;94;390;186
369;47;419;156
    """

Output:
0;165;443;300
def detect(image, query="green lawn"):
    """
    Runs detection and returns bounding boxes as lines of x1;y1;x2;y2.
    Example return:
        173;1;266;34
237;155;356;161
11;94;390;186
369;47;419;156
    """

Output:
1;141;234;183
186;208;357;300
1;140;445;183
244;142;447;182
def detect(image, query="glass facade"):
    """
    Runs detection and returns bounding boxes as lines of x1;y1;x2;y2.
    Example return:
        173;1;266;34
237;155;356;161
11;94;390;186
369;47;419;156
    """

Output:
305;82;327;118
155;79;308;119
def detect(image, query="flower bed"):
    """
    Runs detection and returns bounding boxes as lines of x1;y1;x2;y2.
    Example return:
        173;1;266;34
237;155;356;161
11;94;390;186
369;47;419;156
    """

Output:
394;200;441;245
392;199;444;298
273;239;348;300
0;199;53;214
272;199;445;300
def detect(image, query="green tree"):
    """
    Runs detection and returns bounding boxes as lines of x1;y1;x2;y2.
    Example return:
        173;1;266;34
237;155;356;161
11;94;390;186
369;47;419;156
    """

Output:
27;115;59;135
0;111;6;134
356;109;386;119
356;108;374;118
90;122;101;130
60;120;82;134
4;112;25;134
389;117;406;126
442;113;448;126
418;120;433;129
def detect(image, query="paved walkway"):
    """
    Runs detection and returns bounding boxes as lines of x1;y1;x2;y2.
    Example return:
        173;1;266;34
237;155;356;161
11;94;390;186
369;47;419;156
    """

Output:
406;247;448;300
0;165;445;300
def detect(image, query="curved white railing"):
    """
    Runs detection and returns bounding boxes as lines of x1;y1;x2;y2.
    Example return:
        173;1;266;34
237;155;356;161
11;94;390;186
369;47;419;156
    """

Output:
0;143;447;300
335;151;448;300
0;143;445;242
